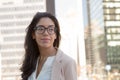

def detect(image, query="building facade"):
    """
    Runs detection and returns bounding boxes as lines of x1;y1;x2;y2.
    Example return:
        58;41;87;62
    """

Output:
84;0;120;79
85;0;106;66
103;0;120;72
84;0;107;79
0;0;48;80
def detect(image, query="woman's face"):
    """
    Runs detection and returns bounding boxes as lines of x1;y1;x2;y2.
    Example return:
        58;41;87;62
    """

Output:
33;17;56;49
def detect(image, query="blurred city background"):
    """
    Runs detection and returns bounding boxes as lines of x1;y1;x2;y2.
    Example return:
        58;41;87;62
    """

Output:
0;0;120;80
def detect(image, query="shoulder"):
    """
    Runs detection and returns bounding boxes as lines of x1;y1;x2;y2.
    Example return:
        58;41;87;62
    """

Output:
56;49;76;65
56;49;77;80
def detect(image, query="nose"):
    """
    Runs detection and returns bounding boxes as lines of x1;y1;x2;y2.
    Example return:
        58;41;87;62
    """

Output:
43;29;49;35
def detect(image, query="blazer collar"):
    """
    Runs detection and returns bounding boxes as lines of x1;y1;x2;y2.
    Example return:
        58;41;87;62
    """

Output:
51;49;63;80
55;49;63;62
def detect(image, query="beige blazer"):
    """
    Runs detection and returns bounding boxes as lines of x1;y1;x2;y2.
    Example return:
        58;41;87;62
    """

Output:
51;49;77;80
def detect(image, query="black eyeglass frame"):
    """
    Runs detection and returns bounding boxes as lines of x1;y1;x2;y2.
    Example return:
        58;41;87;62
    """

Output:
34;25;57;35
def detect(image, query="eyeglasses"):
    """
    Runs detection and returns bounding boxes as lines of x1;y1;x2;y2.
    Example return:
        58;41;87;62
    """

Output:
34;25;56;35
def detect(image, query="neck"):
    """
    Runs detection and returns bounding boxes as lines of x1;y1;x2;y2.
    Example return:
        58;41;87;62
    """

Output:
39;47;56;57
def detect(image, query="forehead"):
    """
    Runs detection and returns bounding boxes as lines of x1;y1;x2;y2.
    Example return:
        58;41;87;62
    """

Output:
36;17;54;26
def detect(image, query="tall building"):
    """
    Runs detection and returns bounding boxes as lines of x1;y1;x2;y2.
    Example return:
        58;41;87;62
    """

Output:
83;0;108;79
0;0;55;80
103;0;120;72
85;0;106;66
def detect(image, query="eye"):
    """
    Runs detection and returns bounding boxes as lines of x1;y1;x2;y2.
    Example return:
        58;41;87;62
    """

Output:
38;27;44;30
37;26;44;31
48;27;54;31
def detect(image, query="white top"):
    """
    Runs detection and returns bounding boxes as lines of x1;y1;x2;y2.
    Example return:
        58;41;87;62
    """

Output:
28;56;55;80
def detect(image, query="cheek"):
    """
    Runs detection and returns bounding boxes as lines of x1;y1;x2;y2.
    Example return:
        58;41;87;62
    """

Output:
54;34;57;39
34;33;41;38
34;34;41;42
53;35;57;41
52;36;56;44
35;37;40;44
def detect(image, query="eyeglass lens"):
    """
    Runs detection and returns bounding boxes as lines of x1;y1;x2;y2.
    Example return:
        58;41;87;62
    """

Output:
34;25;56;34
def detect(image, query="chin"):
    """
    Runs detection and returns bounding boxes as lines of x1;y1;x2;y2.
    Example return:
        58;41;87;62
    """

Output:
40;44;51;48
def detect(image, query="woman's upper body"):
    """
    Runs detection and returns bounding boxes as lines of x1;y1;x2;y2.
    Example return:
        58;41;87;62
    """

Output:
20;12;77;80
28;55;55;80
28;49;77;80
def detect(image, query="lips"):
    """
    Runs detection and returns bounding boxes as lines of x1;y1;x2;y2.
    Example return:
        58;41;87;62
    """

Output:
41;38;50;43
41;38;50;40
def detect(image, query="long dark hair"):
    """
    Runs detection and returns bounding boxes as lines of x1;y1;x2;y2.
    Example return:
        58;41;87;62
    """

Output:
20;12;61;80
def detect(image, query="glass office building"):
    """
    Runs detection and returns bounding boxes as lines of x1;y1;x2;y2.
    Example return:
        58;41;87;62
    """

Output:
85;0;106;66
103;0;120;71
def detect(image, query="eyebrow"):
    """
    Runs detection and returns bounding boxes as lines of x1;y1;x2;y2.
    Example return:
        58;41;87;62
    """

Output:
37;25;55;27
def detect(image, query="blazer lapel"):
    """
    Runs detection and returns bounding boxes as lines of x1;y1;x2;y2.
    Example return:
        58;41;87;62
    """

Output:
51;49;63;80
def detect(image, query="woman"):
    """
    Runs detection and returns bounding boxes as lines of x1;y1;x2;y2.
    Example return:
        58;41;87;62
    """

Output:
20;12;77;80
